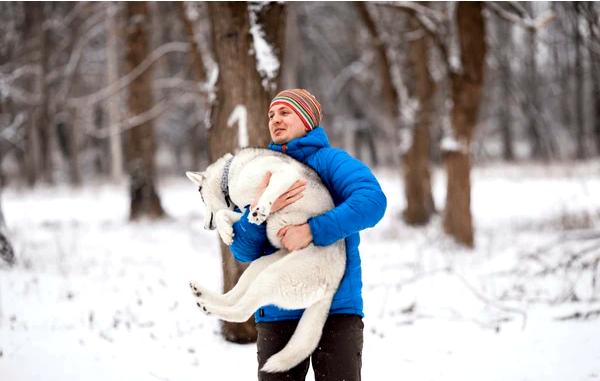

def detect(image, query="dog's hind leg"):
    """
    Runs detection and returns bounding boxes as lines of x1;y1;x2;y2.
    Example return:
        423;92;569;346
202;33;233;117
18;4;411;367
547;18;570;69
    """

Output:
199;280;275;322
190;250;284;307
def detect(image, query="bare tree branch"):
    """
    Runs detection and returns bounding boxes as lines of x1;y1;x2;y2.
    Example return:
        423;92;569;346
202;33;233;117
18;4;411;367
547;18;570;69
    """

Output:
68;41;191;107
486;2;555;31
85;91;197;140
377;1;452;74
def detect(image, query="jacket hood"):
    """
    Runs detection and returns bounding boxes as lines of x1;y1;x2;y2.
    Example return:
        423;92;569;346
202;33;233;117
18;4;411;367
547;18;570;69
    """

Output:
268;127;330;162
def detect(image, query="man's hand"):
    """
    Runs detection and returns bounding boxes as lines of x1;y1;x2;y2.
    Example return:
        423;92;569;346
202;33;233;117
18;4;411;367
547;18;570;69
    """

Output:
277;223;312;251
251;172;307;213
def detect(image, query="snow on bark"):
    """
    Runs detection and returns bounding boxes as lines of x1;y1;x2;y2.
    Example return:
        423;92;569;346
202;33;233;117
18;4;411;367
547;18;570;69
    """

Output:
441;134;468;154
227;104;249;149
248;3;280;92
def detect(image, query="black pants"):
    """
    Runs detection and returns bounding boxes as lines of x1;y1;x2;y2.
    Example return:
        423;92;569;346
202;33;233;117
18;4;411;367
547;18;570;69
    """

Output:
256;314;364;381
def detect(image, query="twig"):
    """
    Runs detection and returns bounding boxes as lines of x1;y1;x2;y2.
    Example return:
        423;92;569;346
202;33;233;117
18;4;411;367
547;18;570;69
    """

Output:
486;2;555;31
450;270;528;329
556;309;600;321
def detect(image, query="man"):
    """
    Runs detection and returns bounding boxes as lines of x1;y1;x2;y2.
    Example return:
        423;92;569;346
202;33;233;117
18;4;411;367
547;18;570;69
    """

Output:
230;89;387;381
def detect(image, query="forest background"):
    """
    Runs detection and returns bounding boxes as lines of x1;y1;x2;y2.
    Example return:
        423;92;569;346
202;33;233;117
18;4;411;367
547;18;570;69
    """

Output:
1;2;599;380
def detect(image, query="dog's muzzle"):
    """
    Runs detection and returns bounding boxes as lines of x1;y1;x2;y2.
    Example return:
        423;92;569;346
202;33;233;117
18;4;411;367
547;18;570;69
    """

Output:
204;212;216;230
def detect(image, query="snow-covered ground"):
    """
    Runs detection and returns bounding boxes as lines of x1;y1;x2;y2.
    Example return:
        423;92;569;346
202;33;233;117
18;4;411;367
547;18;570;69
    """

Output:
1;161;600;381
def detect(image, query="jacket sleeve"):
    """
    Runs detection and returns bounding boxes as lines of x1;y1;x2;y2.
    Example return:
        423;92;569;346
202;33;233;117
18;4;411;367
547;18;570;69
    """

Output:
307;148;387;246
230;207;277;262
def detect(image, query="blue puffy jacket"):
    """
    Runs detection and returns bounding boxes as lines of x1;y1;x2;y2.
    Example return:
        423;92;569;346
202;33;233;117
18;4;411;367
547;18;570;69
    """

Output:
230;127;387;323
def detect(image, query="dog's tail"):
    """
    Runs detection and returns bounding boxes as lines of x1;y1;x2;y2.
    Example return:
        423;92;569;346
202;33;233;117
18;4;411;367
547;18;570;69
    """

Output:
261;296;333;373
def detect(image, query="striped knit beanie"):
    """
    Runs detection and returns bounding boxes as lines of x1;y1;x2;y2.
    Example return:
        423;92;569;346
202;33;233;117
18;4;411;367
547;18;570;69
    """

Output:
269;89;322;131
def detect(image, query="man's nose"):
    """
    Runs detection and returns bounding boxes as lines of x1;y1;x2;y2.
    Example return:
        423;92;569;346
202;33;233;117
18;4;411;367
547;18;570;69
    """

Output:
272;113;282;123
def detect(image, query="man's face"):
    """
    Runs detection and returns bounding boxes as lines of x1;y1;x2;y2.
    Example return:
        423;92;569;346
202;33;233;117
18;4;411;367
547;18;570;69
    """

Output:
268;105;307;144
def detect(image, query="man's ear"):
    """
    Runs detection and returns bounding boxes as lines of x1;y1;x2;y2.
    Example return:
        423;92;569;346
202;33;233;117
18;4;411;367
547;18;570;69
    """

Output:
186;171;205;186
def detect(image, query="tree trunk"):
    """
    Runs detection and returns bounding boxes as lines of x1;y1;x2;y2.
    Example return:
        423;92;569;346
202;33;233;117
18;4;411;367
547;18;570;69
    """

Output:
68;110;82;185
553;2;573;134
355;2;401;126
36;3;53;184
573;2;587;159
125;2;165;220
585;4;600;155
495;16;515;161
178;2;209;170
23;3;42;186
443;2;487;248
106;3;124;181
593;61;600;156
525;23;546;160
0;199;15;266
403;16;435;225
208;2;285;343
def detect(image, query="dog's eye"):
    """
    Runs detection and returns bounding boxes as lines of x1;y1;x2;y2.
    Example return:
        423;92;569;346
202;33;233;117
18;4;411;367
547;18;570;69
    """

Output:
198;186;206;203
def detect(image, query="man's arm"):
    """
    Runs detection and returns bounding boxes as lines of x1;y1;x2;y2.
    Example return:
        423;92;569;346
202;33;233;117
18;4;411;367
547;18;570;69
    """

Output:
230;207;276;262
307;148;387;246
230;175;307;262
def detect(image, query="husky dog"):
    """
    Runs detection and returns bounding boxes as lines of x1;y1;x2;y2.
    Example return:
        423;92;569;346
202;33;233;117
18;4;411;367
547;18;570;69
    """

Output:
186;148;345;373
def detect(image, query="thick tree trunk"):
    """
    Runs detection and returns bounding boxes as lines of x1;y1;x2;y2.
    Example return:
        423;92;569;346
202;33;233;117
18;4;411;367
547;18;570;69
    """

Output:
208;2;285;343
443;2;487;248
125;2;165;220
403;16;435;225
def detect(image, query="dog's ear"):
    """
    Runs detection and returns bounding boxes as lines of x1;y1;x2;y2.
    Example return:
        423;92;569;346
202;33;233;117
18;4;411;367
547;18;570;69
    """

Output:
186;171;205;185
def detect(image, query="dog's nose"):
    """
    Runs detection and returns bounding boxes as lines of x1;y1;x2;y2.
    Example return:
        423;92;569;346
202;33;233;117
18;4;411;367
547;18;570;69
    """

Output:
252;212;257;217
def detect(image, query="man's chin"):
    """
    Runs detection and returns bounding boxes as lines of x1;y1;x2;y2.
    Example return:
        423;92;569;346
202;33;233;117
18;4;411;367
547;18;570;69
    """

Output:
271;136;288;145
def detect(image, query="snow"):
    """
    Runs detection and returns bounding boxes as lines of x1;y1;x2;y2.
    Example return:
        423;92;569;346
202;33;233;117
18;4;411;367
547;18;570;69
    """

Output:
248;3;280;92
1;161;600;380
440;134;468;154
227;104;249;149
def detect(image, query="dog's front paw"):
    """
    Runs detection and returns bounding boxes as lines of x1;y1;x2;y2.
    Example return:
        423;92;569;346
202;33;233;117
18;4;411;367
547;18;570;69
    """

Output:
216;217;234;245
215;209;233;246
249;203;271;225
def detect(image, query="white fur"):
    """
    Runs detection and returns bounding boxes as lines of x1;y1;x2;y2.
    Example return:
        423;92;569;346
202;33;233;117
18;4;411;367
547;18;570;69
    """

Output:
186;148;346;373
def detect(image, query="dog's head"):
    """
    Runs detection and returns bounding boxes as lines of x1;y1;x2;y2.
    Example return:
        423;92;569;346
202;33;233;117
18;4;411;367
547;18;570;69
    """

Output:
186;153;234;230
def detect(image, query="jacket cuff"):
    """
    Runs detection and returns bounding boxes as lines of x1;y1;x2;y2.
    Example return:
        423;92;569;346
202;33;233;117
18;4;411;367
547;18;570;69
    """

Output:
308;216;326;246
234;207;267;237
